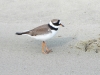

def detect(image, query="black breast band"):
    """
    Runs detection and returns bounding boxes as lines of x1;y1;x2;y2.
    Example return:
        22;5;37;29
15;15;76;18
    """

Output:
48;24;58;31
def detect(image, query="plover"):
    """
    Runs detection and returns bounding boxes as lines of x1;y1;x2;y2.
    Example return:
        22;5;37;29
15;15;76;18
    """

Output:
16;19;64;54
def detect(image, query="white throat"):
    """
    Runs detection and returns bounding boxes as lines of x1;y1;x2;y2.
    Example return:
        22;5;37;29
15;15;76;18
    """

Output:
49;21;59;28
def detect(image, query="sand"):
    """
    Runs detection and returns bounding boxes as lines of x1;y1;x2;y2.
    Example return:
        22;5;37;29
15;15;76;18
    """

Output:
0;0;100;75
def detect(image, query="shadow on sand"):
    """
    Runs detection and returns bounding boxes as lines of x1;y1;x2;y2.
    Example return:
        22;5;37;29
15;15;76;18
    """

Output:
45;37;77;48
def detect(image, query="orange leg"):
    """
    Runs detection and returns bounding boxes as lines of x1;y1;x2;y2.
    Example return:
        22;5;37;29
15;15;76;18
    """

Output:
42;41;46;54
44;42;52;54
42;41;52;54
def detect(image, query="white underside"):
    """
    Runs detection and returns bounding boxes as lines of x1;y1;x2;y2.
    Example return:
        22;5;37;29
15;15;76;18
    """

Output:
27;30;57;41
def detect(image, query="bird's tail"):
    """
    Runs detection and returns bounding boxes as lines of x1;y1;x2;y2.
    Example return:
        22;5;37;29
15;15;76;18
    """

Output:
16;31;29;35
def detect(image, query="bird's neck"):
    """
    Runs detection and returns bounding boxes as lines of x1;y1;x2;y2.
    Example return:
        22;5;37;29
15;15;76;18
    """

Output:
48;24;58;31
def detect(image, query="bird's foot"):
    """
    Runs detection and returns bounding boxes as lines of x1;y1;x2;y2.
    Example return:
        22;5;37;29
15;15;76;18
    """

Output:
42;51;48;54
46;49;53;54
42;49;52;54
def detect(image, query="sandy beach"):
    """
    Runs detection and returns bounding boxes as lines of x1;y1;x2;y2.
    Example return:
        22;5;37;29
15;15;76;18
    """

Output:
0;0;100;75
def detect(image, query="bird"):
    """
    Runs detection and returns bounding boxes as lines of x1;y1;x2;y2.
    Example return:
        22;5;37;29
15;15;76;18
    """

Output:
16;19;64;54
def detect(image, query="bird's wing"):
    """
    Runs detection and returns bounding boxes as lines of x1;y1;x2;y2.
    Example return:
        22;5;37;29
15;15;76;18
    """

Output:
29;24;51;36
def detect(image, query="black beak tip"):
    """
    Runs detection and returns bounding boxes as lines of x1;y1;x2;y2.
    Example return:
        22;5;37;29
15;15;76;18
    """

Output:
62;25;64;27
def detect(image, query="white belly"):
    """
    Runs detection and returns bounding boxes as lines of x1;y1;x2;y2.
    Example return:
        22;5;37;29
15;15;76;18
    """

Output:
28;30;57;41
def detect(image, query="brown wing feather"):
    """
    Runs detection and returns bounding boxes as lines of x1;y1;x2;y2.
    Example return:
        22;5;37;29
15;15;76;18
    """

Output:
29;24;51;36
